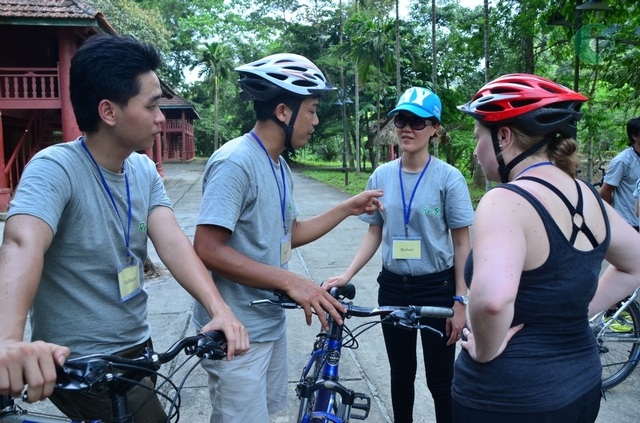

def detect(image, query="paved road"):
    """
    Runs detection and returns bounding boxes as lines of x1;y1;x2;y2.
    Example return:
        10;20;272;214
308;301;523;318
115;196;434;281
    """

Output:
8;158;640;422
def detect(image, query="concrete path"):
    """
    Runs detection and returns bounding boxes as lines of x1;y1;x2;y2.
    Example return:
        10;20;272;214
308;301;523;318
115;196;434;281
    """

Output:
8;158;640;422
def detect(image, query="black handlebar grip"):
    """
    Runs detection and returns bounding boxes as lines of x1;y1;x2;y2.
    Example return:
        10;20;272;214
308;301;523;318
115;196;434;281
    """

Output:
416;306;454;318
339;283;356;300
202;330;226;343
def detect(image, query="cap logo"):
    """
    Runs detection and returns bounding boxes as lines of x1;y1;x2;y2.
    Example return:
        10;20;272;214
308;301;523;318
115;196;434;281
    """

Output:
398;88;432;108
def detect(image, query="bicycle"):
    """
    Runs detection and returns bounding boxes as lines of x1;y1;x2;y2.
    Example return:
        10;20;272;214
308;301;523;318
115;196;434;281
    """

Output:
0;331;227;423
250;284;453;423
590;286;640;390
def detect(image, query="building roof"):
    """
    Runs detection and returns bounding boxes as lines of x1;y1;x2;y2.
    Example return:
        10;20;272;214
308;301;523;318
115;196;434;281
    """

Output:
0;0;95;19
0;0;115;33
160;94;200;120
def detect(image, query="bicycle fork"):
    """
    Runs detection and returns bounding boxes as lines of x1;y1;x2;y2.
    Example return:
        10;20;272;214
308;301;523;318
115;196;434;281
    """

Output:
296;337;370;422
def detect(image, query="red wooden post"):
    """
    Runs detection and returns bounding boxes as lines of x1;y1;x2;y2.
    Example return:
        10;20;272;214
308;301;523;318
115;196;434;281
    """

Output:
0;110;11;212
58;28;80;142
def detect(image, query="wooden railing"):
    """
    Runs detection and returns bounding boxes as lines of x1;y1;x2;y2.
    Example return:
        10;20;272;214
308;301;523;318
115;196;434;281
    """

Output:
0;66;60;108
4;111;37;193
165;119;194;135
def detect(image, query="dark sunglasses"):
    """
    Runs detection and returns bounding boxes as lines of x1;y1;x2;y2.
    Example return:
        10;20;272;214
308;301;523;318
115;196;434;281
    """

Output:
393;114;434;130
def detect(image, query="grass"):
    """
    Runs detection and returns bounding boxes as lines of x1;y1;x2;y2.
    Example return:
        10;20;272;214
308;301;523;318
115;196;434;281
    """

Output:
293;159;487;208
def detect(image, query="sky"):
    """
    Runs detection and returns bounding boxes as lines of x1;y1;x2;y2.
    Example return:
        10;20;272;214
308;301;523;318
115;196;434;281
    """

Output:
460;0;484;8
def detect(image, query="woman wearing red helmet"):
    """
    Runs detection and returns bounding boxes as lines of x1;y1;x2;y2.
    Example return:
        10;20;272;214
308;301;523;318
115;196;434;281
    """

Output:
451;74;640;422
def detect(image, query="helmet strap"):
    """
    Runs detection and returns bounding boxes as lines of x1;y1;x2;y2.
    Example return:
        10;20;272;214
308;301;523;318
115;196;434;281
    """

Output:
271;98;302;154
491;127;511;183
492;126;551;183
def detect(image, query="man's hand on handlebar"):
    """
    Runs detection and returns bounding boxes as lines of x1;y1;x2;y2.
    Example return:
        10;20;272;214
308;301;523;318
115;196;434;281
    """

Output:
285;278;347;330
0;340;70;403
201;307;249;360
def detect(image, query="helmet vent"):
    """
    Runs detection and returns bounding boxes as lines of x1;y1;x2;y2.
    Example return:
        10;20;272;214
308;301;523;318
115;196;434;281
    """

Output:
477;103;505;112
512;99;538;108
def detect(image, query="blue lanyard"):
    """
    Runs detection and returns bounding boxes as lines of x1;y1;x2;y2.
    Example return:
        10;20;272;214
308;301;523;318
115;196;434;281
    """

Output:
81;138;132;257
399;155;432;237
249;131;287;234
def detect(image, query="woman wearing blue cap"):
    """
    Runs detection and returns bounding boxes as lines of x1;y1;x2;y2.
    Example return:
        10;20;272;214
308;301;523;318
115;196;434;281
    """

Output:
324;87;474;423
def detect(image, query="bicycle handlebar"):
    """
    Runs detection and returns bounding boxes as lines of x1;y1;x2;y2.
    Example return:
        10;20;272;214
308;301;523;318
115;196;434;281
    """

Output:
249;284;453;323
55;331;226;391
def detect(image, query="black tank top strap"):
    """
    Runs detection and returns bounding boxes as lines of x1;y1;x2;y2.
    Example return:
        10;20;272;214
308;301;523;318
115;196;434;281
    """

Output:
511;176;599;248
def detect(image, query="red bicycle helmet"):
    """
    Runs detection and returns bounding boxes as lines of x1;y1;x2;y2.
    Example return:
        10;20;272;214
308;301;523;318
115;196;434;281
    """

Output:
458;74;587;138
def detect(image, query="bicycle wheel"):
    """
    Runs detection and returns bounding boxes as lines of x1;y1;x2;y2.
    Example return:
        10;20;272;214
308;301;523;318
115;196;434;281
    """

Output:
596;300;640;390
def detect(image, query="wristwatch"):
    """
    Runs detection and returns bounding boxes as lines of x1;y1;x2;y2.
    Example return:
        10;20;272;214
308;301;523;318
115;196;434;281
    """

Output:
453;295;469;305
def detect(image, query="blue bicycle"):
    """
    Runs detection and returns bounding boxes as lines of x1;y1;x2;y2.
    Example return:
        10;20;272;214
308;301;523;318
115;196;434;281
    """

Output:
251;284;453;423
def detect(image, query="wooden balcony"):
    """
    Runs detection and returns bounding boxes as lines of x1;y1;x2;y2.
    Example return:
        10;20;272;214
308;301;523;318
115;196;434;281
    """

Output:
0;66;61;109
164;119;194;135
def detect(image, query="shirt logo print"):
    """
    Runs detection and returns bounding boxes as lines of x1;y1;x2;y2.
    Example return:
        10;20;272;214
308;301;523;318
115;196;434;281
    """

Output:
138;222;147;233
422;206;441;217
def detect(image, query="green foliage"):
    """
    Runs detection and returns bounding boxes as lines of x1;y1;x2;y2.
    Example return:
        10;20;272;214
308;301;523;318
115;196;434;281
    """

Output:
89;0;171;51
103;0;640;181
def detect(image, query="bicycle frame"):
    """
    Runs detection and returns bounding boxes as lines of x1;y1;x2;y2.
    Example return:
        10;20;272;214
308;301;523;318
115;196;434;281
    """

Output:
296;315;369;423
251;285;452;423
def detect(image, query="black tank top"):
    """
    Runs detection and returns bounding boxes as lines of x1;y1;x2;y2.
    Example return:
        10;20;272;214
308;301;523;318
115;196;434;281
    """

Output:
452;178;610;413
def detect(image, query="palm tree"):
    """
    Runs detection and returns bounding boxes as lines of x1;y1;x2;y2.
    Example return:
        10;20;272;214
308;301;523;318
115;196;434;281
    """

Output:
335;11;396;169
193;42;235;151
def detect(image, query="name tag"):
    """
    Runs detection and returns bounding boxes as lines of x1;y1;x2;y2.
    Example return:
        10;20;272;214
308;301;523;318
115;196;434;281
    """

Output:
280;233;292;265
392;238;422;260
118;258;141;301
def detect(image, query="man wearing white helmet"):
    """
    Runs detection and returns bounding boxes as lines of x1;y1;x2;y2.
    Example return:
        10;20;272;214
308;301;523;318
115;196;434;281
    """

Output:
191;53;384;422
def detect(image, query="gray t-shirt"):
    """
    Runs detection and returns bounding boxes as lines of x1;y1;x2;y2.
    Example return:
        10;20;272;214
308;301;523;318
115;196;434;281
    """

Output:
8;139;171;356
603;147;640;226
360;157;474;275
192;134;298;343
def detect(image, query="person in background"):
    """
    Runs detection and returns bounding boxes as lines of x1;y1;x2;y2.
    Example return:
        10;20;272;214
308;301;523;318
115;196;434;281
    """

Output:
452;74;640;423
323;87;473;423
599;116;640;231
192;53;384;423
0;33;248;423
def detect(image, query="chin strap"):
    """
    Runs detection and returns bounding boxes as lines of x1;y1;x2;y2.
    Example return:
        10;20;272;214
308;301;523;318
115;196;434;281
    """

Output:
271;98;302;154
491;127;553;183
491;127;510;183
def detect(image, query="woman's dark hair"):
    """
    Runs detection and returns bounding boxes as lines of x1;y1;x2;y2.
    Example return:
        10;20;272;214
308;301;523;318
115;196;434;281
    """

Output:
70;34;161;133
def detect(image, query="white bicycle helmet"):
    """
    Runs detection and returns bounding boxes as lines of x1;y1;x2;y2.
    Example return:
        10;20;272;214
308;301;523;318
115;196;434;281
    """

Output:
235;53;336;102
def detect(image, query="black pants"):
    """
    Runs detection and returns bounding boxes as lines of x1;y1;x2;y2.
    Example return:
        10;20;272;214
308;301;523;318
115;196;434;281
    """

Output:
452;382;602;423
377;267;456;423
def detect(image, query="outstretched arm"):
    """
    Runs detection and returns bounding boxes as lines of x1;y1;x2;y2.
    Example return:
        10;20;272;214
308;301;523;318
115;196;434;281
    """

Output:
291;189;384;248
147;206;249;359
194;223;347;330
323;224;382;289
0;215;70;402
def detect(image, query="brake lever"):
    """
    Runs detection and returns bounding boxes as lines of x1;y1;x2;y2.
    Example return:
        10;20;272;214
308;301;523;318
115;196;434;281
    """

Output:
250;291;300;309
383;310;445;337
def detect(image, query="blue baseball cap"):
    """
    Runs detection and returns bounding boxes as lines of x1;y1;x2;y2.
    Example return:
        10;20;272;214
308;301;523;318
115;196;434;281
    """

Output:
387;87;442;122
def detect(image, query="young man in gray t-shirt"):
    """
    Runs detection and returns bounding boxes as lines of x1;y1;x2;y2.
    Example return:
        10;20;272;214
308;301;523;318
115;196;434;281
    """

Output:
193;53;384;423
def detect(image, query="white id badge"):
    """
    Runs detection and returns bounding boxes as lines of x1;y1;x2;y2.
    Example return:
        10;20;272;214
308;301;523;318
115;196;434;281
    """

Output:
280;233;292;265
118;257;142;301
392;237;422;260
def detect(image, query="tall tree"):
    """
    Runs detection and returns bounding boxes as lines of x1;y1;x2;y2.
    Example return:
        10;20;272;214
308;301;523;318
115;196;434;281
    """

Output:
193;42;235;151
